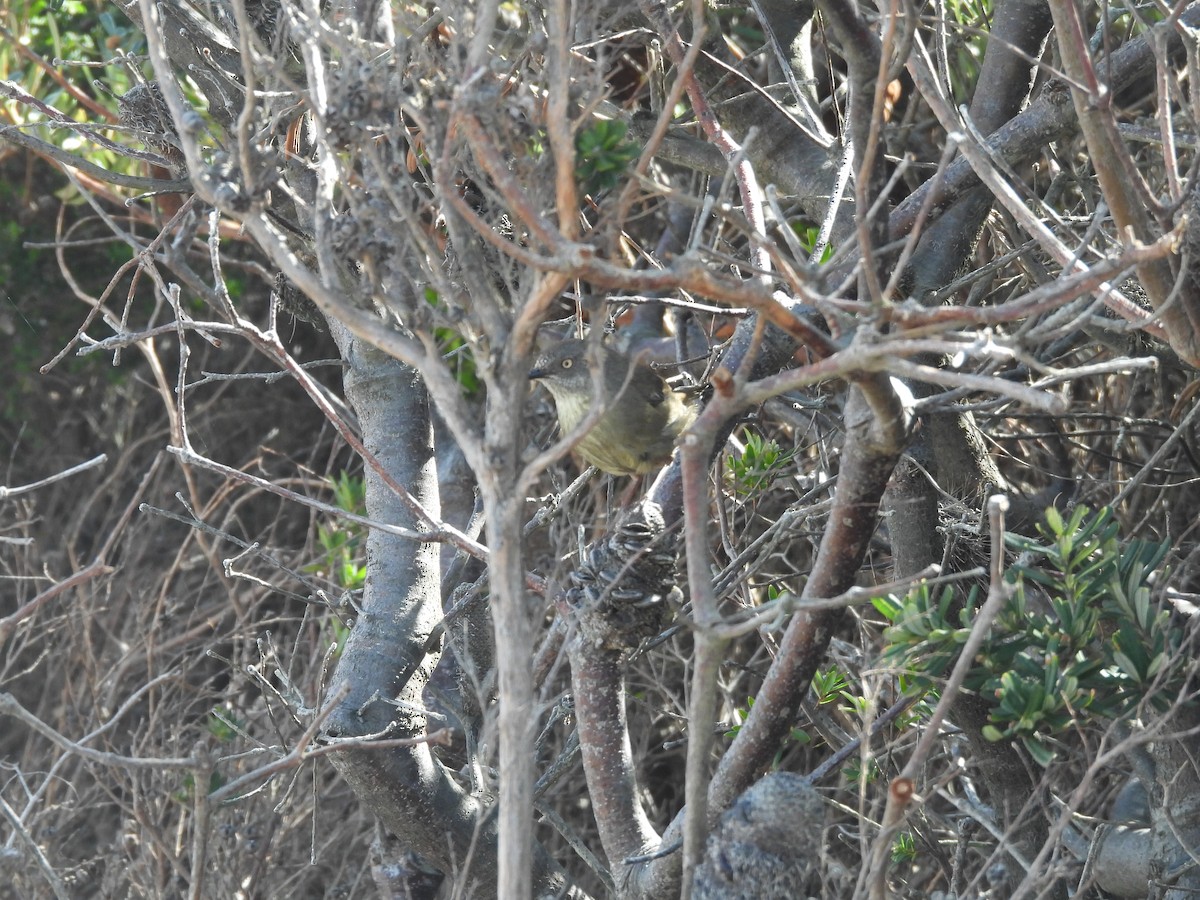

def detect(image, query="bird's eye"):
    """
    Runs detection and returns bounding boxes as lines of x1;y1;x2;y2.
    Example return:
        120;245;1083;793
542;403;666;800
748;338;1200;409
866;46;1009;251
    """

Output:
560;359;573;370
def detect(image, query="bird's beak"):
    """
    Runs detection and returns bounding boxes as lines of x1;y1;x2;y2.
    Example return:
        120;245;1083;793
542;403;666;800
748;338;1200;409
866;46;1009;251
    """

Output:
528;366;547;381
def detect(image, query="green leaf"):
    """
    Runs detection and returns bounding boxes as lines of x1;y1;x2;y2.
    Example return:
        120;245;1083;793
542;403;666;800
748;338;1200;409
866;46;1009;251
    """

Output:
1022;734;1057;767
1111;650;1143;682
872;594;902;620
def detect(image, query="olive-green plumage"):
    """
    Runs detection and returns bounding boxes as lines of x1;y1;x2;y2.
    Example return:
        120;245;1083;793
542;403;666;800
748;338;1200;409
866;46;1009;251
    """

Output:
529;340;696;475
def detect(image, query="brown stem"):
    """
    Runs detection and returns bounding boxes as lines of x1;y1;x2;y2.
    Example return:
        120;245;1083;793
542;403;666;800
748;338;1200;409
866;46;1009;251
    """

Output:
709;380;910;814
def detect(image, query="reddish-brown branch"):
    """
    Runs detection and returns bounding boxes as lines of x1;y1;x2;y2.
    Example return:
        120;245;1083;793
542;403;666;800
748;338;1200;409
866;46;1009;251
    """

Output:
708;381;910;814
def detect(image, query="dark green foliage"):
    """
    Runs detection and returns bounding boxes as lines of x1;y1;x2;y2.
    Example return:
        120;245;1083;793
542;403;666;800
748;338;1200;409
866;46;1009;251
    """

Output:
308;472;367;592
574;118;638;195
875;507;1178;765
727;431;795;496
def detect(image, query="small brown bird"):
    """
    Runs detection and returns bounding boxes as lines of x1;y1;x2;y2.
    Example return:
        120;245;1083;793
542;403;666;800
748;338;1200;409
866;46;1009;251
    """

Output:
529;339;696;475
